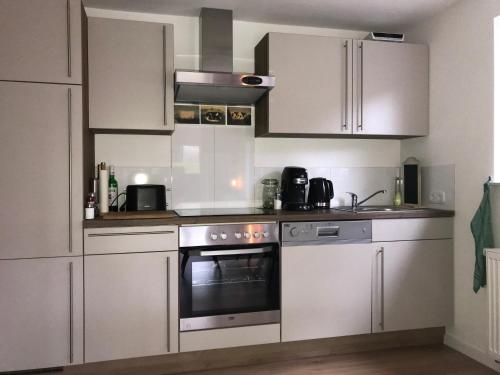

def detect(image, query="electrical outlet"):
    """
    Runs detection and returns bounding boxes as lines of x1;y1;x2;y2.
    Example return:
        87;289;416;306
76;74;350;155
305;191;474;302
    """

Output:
429;191;446;204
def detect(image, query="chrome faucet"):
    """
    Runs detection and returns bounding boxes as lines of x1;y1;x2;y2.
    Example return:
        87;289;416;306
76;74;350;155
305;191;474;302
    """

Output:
346;190;387;210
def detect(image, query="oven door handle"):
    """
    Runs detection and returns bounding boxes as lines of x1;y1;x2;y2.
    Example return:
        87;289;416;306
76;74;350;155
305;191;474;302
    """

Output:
198;248;272;257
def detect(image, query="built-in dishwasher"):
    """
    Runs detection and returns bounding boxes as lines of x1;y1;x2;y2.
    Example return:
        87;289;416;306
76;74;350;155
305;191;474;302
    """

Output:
280;220;374;342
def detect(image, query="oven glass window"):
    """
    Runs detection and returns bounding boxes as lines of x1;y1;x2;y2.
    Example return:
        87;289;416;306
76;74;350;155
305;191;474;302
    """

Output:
180;246;279;318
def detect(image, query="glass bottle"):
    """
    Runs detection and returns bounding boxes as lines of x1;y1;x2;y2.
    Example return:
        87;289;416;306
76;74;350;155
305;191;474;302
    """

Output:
108;165;119;212
262;179;279;209
394;177;403;206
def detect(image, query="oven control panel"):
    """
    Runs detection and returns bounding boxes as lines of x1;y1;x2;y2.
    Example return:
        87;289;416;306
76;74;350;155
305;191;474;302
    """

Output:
179;223;279;247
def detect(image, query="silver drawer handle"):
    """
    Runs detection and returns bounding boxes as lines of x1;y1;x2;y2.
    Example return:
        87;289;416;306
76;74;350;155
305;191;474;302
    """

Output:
66;0;72;77
88;230;175;237
199;248;271;257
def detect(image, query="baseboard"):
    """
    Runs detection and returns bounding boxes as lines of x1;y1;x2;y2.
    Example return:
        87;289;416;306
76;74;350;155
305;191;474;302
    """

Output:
444;332;500;371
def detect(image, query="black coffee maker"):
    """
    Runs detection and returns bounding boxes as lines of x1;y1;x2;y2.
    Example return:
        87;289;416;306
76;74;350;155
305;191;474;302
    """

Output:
281;167;313;211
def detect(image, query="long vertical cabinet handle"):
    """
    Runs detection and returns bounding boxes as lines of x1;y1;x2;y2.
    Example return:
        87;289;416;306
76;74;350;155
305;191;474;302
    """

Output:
69;261;74;363
67;88;72;253
66;0;72;77
163;25;167;126
357;41;363;131
377;247;385;331
342;40;348;131
166;256;171;352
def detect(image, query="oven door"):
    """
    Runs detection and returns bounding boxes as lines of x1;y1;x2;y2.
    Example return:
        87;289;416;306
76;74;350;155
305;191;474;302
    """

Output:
179;243;280;331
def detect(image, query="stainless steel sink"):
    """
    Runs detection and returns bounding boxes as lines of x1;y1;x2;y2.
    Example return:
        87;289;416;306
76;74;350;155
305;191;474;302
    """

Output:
334;206;425;213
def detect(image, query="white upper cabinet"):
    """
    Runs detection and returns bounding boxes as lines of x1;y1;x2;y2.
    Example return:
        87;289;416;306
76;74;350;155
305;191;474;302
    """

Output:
88;17;174;132
0;82;83;259
0;0;82;84
354;40;429;137
254;33;429;138
255;33;352;136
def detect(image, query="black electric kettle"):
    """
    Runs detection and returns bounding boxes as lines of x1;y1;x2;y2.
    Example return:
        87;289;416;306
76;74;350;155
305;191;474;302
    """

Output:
307;178;334;208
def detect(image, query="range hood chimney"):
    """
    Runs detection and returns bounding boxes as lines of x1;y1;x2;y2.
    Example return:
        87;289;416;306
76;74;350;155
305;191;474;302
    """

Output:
174;8;275;105
199;8;233;73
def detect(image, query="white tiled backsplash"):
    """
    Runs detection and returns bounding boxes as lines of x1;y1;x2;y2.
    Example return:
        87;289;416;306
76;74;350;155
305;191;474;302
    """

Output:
95;132;455;210
254;167;399;208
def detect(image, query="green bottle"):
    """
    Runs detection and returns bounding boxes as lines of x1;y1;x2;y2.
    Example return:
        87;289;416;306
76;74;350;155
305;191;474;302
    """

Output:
108;165;118;212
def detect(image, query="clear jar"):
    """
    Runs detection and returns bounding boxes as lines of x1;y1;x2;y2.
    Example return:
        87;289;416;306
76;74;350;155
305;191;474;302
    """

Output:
262;179;279;209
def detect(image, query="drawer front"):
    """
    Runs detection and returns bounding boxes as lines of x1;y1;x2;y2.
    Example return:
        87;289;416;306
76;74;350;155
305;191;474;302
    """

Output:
372;218;453;242
179;324;280;352
84;226;178;254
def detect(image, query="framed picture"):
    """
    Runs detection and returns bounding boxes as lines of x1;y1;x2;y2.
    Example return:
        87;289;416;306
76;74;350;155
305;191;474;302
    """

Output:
174;104;200;124
200;105;226;125
227;106;252;126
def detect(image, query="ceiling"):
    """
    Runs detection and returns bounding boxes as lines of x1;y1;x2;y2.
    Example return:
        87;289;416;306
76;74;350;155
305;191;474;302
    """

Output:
84;0;458;31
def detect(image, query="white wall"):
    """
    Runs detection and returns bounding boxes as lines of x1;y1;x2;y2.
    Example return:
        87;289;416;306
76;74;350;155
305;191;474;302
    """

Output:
401;0;500;369
86;7;402;170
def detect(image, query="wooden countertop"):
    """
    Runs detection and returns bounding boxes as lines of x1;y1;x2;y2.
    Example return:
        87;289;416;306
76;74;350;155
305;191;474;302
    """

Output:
82;208;455;229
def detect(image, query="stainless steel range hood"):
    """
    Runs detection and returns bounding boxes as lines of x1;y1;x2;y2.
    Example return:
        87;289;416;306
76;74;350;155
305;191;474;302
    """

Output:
174;8;275;105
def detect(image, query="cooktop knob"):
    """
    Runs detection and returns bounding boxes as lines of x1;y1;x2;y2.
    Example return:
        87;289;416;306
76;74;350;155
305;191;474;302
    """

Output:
220;233;228;240
254;232;261;239
244;232;251;239
290;227;299;237
210;233;218;240
262;232;270;238
234;232;242;239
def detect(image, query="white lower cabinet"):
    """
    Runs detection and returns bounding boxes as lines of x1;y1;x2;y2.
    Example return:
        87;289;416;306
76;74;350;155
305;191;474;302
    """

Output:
84;251;178;362
0;257;83;372
372;239;453;332
281;243;373;342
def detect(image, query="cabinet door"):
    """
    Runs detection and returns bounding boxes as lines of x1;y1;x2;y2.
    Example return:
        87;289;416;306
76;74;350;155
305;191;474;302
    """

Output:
85;252;178;362
0;0;81;84
88;18;174;131
282;243;373;342
0;257;83;372
373;240;453;332
260;33;352;135
354;40;429;137
0;82;83;259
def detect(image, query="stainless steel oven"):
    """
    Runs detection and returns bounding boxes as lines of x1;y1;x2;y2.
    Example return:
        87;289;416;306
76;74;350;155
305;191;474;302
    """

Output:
179;223;280;331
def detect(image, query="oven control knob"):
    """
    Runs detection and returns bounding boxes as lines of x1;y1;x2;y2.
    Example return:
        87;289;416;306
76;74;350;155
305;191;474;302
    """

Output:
244;232;251;239
262;232;270;238
210;233;218;240
254;232;261;239
289;227;299;237
220;233;228;240
234;232;242;239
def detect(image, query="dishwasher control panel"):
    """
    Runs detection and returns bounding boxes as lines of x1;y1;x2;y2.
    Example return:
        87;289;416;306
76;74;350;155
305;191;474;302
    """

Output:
281;220;372;245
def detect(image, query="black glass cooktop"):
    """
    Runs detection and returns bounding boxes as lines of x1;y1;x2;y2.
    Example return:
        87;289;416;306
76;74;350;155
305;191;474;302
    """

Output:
175;207;272;217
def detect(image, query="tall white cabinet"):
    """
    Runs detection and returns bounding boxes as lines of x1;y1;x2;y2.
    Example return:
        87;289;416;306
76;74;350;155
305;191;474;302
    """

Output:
0;1;83;372
0;258;83;372
0;0;82;84
0;82;83;259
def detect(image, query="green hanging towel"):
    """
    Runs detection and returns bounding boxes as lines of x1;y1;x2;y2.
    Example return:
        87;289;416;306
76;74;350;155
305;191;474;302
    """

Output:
471;180;494;293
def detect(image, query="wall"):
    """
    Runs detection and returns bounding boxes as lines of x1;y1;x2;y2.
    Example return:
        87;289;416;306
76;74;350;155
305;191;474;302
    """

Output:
401;0;500;369
88;7;403;207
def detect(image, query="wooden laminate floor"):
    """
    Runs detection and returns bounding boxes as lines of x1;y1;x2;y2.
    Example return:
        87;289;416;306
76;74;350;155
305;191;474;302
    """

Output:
178;345;496;375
